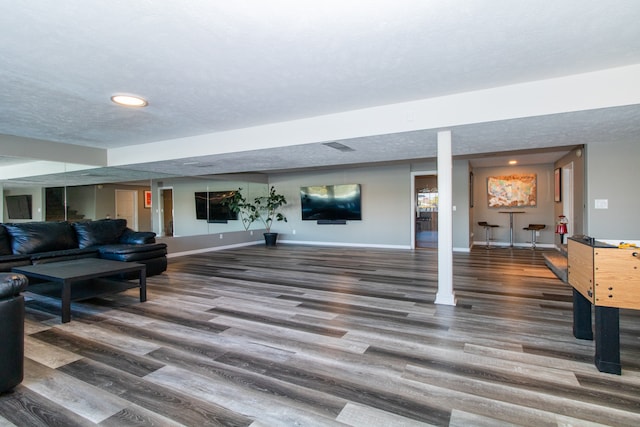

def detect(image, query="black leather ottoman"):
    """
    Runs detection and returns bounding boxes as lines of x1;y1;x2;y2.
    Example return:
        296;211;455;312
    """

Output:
98;243;168;278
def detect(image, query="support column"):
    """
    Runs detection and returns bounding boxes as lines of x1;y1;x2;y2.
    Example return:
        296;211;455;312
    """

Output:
435;130;456;306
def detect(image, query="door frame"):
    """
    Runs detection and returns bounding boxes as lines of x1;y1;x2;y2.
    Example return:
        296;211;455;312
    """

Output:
562;162;575;239
411;170;437;249
159;187;174;237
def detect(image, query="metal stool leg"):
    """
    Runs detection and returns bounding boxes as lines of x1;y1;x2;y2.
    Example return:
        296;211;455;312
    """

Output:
530;229;537;249
485;226;491;248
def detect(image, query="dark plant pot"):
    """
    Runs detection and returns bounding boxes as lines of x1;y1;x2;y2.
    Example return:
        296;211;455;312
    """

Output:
263;232;278;247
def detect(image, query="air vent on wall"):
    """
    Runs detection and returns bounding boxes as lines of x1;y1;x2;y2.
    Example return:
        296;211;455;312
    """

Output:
323;142;355;152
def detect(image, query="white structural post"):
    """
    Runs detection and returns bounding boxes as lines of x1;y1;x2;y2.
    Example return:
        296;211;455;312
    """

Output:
435;130;457;306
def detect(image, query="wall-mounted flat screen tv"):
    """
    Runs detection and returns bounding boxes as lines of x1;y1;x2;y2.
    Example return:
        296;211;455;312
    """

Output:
5;194;32;219
300;184;361;221
195;191;238;223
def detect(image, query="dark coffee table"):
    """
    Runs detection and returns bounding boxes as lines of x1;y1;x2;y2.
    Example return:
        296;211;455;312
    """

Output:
13;258;146;323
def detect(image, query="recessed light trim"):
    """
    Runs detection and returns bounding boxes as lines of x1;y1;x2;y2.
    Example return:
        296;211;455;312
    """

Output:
111;94;148;107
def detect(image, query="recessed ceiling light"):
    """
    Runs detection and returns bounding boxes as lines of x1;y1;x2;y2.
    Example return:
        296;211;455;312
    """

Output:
508;160;518;165
111;94;148;107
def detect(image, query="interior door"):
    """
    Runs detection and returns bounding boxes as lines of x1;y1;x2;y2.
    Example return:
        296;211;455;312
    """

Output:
115;189;138;230
161;188;174;237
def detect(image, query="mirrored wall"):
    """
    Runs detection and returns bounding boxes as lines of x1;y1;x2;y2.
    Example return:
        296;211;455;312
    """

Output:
1;163;268;238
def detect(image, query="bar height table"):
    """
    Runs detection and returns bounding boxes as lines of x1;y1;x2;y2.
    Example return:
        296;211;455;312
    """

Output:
499;211;524;247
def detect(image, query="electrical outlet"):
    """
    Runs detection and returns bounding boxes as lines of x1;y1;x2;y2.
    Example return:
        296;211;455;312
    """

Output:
536;231;540;237
219;234;223;239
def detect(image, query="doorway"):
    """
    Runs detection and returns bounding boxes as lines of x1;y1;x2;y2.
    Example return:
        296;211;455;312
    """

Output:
415;174;438;249
115;189;138;230
562;162;574;239
161;188;174;237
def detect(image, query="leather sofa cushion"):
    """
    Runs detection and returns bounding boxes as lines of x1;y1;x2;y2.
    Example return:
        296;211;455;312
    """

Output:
73;219;127;248
0;226;12;256
119;230;156;244
30;248;98;264
0;273;29;299
0;254;32;272
4;222;77;255
98;243;167;263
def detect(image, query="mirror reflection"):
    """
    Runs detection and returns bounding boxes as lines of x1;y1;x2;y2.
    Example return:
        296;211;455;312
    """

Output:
1;163;269;241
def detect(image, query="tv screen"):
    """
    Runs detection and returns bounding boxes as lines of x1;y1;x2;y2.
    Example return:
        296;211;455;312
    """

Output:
300;184;361;221
195;191;238;223
5;195;32;219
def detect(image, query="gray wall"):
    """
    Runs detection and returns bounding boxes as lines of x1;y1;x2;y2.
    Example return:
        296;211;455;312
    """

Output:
269;164;413;248
471;163;556;247
67;185;96;220
158;160;476;253
165;179;268;237
587;140;640;240
453;159;472;250
1;186;44;222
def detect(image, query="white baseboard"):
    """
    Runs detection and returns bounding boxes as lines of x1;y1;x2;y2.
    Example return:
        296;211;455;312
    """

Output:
472;241;555;249
277;239;411;250
167;240;262;258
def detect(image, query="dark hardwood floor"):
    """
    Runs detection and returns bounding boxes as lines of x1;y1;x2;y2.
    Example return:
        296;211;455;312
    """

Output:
2;245;640;426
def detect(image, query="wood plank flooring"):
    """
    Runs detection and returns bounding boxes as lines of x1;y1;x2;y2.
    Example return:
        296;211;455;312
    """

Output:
2;245;640;426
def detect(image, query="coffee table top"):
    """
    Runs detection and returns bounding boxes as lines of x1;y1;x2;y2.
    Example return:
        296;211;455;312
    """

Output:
13;258;144;282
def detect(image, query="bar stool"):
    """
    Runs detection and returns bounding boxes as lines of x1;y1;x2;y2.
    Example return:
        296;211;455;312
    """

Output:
523;224;546;249
478;221;499;248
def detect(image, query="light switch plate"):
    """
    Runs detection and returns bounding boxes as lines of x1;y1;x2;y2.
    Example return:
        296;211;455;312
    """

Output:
595;199;608;209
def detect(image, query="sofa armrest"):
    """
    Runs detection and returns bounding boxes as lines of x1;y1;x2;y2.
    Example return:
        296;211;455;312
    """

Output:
0;273;29;299
119;229;157;245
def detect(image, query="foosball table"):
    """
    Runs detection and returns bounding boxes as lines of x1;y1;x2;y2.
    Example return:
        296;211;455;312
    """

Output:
567;236;640;374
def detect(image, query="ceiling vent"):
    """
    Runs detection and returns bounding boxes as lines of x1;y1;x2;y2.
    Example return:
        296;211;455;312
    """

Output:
323;142;355;152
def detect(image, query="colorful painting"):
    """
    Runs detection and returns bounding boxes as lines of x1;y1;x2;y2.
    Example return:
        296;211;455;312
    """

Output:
487;174;537;208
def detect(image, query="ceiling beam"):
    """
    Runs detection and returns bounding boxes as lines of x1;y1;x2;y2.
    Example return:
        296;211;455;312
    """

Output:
108;64;640;167
0;134;107;165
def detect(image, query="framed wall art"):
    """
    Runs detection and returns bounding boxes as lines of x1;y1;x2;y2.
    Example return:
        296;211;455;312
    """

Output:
554;168;561;202
487;174;537;208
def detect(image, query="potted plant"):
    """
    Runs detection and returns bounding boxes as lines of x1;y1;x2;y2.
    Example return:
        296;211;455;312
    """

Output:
224;186;288;246
223;189;258;231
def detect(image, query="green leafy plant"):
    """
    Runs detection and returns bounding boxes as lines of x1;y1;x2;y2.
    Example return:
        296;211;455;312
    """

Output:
223;186;287;233
223;189;258;231
253;185;288;233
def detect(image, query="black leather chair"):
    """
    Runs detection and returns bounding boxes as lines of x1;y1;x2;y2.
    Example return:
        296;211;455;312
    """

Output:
0;273;28;393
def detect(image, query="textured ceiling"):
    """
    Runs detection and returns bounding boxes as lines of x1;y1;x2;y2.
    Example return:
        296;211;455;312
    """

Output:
1;1;640;185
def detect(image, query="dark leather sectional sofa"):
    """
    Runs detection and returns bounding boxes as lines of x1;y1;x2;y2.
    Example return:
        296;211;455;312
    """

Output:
0;219;167;393
0;272;28;393
0;219;167;276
